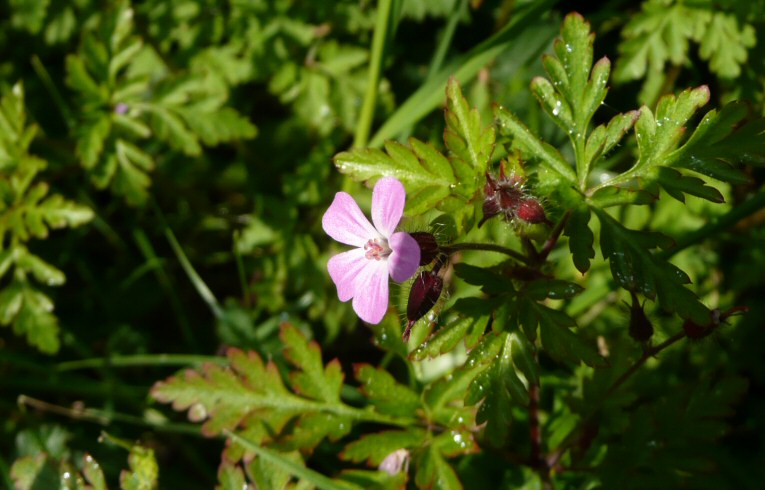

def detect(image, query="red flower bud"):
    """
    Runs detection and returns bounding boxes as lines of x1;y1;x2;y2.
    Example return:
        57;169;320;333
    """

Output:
515;198;551;225
479;161;551;227
410;232;439;266
404;271;443;341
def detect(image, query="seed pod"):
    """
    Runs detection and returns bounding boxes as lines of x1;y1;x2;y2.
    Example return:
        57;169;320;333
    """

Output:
410;231;439;266
628;292;653;342
404;271;443;341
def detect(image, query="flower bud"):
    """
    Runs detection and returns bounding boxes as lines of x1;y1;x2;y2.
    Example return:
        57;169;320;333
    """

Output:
379;449;410;475
515;198;551;225
404;271;443;341
479;161;551;227
628;292;653;342
682;306;748;340
410;231;439;266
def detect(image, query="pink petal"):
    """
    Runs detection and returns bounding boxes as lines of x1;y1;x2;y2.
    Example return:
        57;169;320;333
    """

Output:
388;232;420;283
322;192;380;247
371;177;406;238
327;248;367;302
351;259;390;324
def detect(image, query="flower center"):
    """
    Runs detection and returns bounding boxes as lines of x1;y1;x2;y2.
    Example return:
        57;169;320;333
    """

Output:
364;238;391;261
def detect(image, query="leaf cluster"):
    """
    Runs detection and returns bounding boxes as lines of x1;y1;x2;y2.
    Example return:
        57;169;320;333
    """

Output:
0;84;93;353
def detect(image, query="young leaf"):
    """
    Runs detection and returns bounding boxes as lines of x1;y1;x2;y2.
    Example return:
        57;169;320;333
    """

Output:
495;106;577;183
443;77;495;178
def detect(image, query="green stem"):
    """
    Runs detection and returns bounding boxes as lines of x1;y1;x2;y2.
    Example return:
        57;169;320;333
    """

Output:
605;330;686;396
442;242;532;265
233;234;252;308
57;354;227;371
226;431;362;490
31;55;74;129
660;186;765;259
399;0;466;140
17;395;201;436
133;229;198;351
353;0;393;148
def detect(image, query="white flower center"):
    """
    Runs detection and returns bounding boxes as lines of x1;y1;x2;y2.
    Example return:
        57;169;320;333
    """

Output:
364;238;391;261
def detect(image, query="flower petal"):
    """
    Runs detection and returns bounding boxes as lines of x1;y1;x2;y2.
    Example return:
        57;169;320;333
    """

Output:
327;248;367;302
388;232;420;283
371;177;406;237
323;192;379;247
351;259;389;324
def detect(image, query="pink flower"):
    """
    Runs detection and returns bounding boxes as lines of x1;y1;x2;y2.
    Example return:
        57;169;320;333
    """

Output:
322;177;420;324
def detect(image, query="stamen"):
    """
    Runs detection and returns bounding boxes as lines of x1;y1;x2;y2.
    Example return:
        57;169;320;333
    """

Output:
364;238;391;260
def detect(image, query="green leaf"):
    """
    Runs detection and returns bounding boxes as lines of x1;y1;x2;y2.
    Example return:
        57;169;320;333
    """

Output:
595;207;710;325
151;347;311;437
698;12;756;79
341;430;426;466
523;279;583;301
144;105;202;156
668;102;765;182
120;444;159;490
10;454;58;490
508;331;539;385
410;315;489;361
227;431;361;490
82;454;107;490
415;446;463;490
248;450;311;490
216;461;246;490
584;110;640;174
495;106;577;182
535;302;605;367
425;334;501;425
654;167;724;203
179;107;257;146
354;364;421;418
466;333;529;445
334;139;457;216
12;286;60;354
632;86;711;176
17;249;65;286
564;205;595;273
615;3;756;83
152;325;391;452
282;323;344;404
443;78;495;177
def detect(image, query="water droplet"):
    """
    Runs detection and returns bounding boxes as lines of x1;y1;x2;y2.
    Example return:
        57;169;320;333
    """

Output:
552;100;562;116
565;44;573;53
